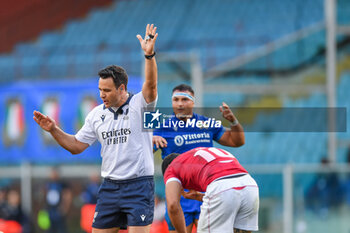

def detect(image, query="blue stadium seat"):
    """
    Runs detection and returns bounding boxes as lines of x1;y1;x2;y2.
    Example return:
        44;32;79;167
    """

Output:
0;56;15;81
1;0;344;80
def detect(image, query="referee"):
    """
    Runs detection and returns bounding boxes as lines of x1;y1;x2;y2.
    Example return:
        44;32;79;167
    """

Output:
34;24;159;233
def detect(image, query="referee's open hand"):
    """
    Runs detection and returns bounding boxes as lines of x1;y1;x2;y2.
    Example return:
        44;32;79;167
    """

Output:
136;24;158;56
33;110;56;132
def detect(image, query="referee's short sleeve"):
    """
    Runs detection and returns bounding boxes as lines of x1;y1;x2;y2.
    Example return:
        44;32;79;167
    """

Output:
133;92;158;110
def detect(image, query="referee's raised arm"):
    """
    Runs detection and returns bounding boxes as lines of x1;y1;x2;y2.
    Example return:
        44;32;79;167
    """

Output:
137;24;158;104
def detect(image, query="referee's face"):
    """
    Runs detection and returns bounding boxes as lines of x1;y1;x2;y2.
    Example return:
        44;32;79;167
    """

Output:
99;77;123;108
172;90;194;120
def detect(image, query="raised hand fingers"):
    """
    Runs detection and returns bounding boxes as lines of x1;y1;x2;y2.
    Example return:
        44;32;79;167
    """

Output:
222;102;230;110
145;24;157;40
151;25;157;36
147;24;157;36
137;24;153;43
148;24;153;35
220;102;232;114
219;106;230;114
153;33;158;41
138;24;158;54
150;32;158;44
219;103;236;122
150;25;158;43
145;24;150;37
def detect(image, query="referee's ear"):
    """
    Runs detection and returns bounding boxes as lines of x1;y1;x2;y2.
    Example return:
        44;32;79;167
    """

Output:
161;153;179;176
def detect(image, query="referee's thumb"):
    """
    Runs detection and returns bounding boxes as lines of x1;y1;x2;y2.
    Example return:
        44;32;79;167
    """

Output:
136;35;143;43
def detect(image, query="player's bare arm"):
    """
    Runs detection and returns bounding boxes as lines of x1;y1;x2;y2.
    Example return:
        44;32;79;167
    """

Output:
137;24;158;103
166;181;187;233
153;135;168;149
218;102;245;147
33;110;89;154
181;189;204;202
234;229;252;233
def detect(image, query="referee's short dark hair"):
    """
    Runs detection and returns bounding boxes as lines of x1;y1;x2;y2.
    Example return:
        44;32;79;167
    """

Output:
162;153;180;175
98;65;128;90
172;84;194;96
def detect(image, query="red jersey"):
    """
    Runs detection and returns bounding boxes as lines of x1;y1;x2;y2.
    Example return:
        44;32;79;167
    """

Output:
164;147;248;192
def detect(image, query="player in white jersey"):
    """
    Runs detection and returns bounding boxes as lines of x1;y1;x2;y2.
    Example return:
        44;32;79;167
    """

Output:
33;24;159;233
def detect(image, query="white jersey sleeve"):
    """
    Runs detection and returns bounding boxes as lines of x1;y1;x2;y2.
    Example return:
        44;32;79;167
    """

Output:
133;92;157;110
75;108;98;145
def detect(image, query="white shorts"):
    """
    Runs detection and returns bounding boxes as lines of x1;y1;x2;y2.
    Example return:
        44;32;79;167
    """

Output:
198;174;259;233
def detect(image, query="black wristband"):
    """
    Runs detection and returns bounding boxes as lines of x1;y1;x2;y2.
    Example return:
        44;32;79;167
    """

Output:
145;52;156;60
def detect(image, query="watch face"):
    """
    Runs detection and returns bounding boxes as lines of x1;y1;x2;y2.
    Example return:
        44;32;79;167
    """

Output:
4;98;25;146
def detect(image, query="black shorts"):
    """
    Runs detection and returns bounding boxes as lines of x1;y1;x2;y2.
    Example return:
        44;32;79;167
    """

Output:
92;176;154;229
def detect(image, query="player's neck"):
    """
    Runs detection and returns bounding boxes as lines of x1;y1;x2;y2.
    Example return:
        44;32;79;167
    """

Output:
112;92;129;108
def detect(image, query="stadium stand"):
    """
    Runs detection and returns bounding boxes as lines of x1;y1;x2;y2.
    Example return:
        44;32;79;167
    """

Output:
0;0;112;53
0;0;343;81
0;0;349;168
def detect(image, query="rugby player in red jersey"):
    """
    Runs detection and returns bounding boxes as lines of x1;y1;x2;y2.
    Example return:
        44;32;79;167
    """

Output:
162;147;259;233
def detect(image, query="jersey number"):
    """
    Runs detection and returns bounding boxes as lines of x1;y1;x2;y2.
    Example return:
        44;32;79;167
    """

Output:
194;148;235;163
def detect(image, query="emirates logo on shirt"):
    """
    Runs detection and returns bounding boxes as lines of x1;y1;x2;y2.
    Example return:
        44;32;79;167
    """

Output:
101;128;131;145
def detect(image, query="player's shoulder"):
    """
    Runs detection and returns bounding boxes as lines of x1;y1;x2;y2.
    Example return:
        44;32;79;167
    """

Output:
127;91;146;109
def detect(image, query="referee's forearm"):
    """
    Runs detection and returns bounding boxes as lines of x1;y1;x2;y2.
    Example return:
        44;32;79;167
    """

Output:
145;58;157;87
50;126;84;154
142;57;158;102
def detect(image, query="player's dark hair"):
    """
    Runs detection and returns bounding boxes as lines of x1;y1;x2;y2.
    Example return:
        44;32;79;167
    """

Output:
172;84;194;96
98;65;128;90
162;153;180;175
